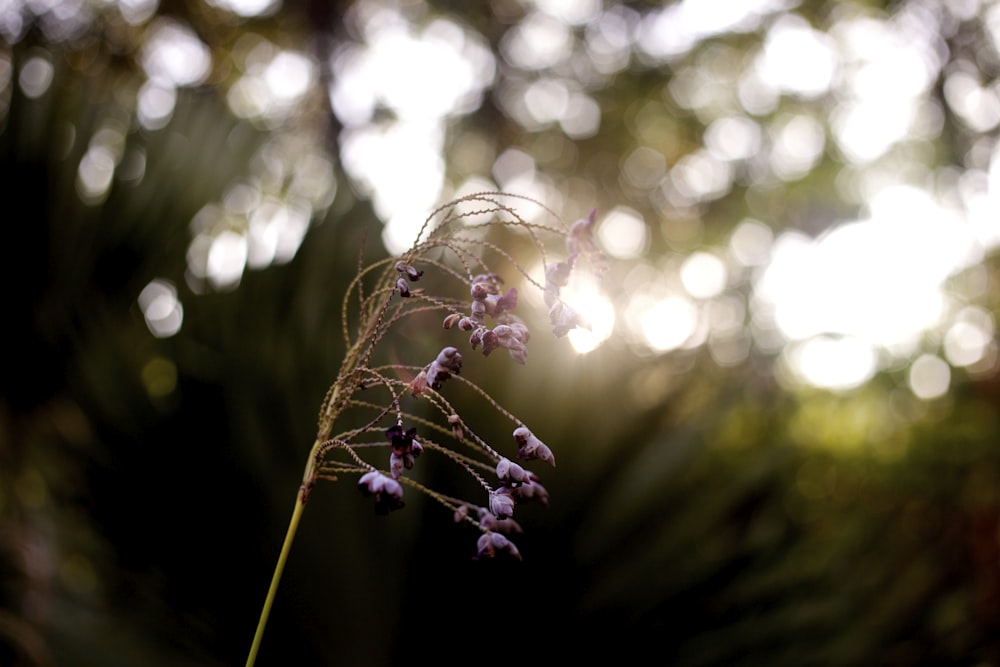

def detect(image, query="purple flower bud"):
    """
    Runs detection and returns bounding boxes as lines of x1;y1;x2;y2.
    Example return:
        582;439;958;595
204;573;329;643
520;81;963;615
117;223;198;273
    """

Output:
508;319;530;343
545;261;573;289
395;261;423;282
357;471;405;514
435;347;463;373
458;317;476;331
389;452;405;480
496;457;530;485
386;424;418;455
489;489;515;519
471;273;503;296
480;329;499;356
492;324;514;339
409;370;429;396
566;208;599;256
471;282;491;301
511;473;550;506
508;347;527;365
513;426;556;467
484;287;518;317
358;470;381;494
478;512;523;534
549;301;588;338
395;277;411;297
492;324;527;362
425;363;451;389
474;531;522;560
443;313;462;329
387;434;420;478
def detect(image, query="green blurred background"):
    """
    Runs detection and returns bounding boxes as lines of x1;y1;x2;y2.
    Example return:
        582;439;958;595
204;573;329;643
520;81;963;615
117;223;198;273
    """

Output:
3;0;1000;664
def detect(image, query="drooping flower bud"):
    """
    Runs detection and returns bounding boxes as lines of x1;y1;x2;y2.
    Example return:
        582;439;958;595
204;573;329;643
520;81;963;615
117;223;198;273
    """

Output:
425;347;463;390
489;489;515;519
471;282;491;301
566;208;599;257
549;301;588;338
492;324;528;364
474;531;522;560
513;426;556;467
511;472;550;507
386;425;420;479
545;261;573;290
478;509;523;534
470;298;487;321
435;346;463;373
496;457;530;486
409;369;429;396
479;329;500;356
386;424;417;455
442;313;463;329
395;277;411;297
484;287;518;317
357;471;405;514
394;261;423;282
389;452;405;480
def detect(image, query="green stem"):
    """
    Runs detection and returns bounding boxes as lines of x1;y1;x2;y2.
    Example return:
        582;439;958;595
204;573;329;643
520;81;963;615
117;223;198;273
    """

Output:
246;453;319;667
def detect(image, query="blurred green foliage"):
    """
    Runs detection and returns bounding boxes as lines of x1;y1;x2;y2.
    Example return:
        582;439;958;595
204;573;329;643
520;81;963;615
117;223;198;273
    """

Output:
2;1;1000;666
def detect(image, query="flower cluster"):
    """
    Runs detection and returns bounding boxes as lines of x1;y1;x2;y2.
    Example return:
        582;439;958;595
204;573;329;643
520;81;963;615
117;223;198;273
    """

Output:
544;208;604;337
443;273;531;364
250;194;611;666
307;193;604;560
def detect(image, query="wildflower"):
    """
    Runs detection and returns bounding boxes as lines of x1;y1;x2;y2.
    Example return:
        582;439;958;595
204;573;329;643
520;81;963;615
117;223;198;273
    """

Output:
357;471;405;515
489;488;515;519
442;313;463;329
474;531;522;560
513;426;555;467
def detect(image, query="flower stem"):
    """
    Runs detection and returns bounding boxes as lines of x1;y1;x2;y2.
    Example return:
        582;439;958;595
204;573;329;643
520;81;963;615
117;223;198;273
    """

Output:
246;451;319;667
